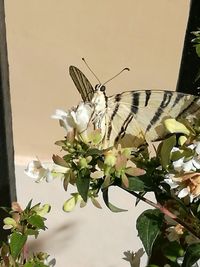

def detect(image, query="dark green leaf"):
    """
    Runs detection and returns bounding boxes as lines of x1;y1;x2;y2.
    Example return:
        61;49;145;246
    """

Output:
127;175;153;192
182;243;200;267
162;241;184;262
27;215;46;230
26;229;39;237
195;68;200;82
25;199;33;211
136;209;163;256
10;232;27;259
76;172;90;202
102;188;127;212
86;148;102;156
196;44;200;57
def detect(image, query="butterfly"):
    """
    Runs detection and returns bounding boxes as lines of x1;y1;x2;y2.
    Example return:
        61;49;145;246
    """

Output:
69;65;200;148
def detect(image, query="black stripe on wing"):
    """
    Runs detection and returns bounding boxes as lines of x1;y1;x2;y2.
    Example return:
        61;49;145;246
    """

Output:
69;66;94;102
146;91;173;132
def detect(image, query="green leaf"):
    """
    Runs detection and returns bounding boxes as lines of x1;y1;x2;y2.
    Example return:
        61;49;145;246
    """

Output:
26;229;39;237
136;209;163;256
162;241;184;262
86;148;102;156
182;243;200;267
25;199;33;211
24;262;48;267
76;172;90;202
195;68;200;82
24;263;34;267
196;44;200;57
102;188;127;212
27;215;46;230
127;175;153;192
10;232;27;259
160;135;176;168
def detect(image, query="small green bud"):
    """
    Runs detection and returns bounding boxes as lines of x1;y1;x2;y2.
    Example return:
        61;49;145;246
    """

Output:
122;148;132;158
63;196;77;212
79;157;88;169
76;144;82;151
68;148;75;153
86;156;92;163
3;217;17;229
104;152;116;167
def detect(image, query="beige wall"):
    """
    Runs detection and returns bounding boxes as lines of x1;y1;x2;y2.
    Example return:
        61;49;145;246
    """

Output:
5;1;190;266
5;0;189;162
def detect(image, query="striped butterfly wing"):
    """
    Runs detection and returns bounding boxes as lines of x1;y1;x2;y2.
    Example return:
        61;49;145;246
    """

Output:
104;90;200;148
69;66;94;102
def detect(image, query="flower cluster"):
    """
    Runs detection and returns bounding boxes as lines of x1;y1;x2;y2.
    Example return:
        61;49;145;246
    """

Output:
25;100;200;266
1;201;54;266
161;119;200;202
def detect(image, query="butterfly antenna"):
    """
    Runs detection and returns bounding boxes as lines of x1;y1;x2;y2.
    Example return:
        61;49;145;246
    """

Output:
82;58;101;84
103;67;130;86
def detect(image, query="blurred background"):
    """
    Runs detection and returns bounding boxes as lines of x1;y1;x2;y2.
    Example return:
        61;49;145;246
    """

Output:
5;1;190;266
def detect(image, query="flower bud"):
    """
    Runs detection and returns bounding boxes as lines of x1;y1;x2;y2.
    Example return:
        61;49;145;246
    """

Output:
104;152;116;167
63;196;77;212
3;217;17;229
79;157;88;169
164;119;190;136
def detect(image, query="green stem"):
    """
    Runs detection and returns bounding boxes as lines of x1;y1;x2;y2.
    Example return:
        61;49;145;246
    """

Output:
120;186;200;239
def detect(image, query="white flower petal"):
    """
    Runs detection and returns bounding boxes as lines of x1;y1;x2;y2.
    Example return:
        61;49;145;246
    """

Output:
182;160;196;172
51;109;68;119
73;103;93;133
178;188;189;199
188;144;195;150
195;142;200;155
192;158;200;170
173;158;184;170
52;109;74;132
24;160;47;182
164;178;179;189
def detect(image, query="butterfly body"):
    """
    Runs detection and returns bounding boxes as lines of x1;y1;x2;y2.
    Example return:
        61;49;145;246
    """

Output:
69;65;200;148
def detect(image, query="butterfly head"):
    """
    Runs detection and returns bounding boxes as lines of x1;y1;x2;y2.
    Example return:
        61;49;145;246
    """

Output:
95;84;106;92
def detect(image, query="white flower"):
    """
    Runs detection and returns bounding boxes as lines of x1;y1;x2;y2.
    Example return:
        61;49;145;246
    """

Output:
51;109;74;132
172;142;200;172
164;174;179;189
52;103;93;135
71;102;93;133
123;248;144;267
166;224;184;242
196;142;200;154
25;160;69;183
24;160;48;182
44;257;56;267
164;172;200;202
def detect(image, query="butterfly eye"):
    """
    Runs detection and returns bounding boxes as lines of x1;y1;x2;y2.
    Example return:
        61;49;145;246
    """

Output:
95;84;106;92
100;85;106;92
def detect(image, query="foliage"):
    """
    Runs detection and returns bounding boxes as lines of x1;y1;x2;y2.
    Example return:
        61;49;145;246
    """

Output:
24;97;200;266
0;201;55;267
